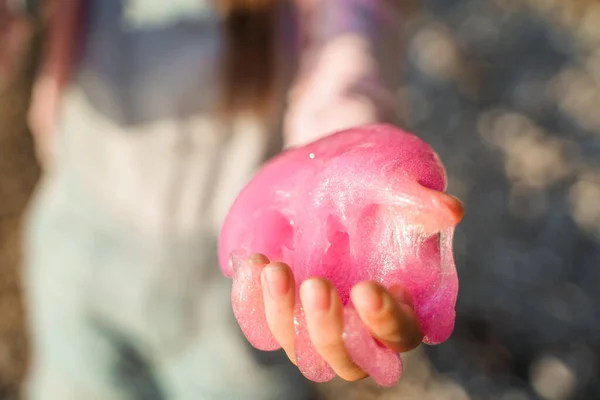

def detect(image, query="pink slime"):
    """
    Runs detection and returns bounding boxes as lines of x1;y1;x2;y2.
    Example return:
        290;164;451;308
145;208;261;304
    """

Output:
219;124;464;387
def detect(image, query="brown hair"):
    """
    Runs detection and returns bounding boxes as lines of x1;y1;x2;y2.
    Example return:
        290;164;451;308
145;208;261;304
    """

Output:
218;0;284;117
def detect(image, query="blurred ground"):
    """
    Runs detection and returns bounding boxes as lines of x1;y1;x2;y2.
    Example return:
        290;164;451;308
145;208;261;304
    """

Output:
1;0;600;399
319;0;600;399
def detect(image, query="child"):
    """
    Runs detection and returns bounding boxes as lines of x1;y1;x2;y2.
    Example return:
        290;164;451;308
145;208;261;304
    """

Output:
4;0;423;398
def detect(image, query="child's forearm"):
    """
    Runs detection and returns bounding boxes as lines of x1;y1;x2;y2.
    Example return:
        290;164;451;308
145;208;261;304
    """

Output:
284;0;406;148
28;0;83;169
36;0;83;90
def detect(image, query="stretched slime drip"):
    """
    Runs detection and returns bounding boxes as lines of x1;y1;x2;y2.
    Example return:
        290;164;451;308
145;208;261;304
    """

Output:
219;124;464;387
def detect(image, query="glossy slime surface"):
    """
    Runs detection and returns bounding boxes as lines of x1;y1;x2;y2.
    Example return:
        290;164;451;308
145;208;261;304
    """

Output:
219;124;464;387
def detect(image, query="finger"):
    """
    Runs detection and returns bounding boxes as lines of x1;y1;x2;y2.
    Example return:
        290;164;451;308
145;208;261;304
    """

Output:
261;262;297;364
351;282;423;353
300;278;367;381
247;253;269;265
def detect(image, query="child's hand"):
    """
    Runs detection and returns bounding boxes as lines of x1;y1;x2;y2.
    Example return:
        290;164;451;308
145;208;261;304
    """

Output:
249;254;424;382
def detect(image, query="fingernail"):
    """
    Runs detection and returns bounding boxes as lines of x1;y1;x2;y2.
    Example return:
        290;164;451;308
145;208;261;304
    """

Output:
300;279;331;311
353;284;384;314
263;264;290;299
248;254;269;265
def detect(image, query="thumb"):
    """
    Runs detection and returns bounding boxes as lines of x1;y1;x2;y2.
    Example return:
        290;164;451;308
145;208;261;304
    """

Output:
351;282;424;353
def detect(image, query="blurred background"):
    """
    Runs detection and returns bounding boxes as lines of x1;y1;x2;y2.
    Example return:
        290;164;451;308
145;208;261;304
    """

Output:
1;0;600;399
